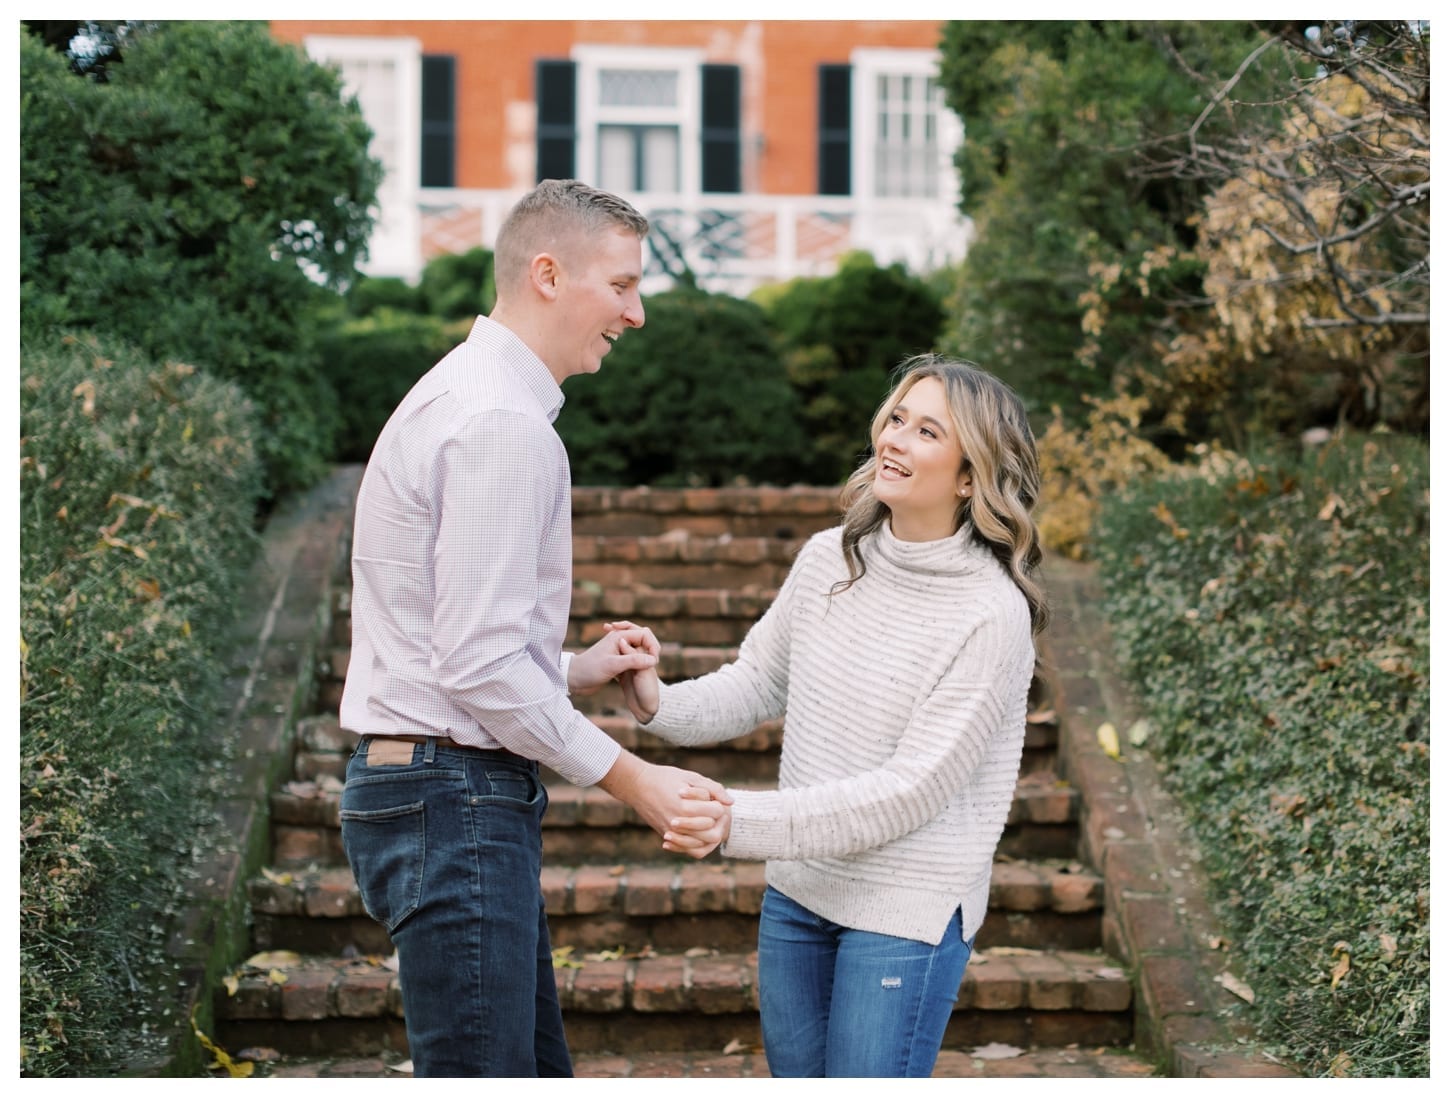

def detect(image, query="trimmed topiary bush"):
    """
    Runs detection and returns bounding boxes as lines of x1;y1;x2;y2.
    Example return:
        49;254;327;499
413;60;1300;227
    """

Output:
556;287;802;486
313;310;469;462
751;250;946;482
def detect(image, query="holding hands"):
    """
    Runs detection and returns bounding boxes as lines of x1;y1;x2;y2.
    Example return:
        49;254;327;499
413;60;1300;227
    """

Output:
598;620;731;856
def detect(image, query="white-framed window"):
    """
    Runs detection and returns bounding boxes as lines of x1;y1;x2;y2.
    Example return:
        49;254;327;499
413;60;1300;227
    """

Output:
850;48;961;202
301;35;423;279
573;45;704;196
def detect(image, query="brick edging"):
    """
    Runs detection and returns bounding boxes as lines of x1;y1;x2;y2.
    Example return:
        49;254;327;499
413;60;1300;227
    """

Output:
129;465;365;1076
1038;554;1300;1078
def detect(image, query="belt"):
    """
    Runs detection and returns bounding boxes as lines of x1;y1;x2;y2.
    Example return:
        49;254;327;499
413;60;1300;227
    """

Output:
361;733;536;767
365;733;485;751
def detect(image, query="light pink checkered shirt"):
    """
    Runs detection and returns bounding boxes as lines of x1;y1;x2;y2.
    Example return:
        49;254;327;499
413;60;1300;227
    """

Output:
339;316;622;787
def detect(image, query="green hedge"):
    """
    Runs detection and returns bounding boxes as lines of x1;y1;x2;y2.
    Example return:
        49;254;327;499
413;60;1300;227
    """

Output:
314;309;469;462
557;288;804;486
1093;433;1429;1077
20;334;263;1076
750;251;946;482
20;23;380;499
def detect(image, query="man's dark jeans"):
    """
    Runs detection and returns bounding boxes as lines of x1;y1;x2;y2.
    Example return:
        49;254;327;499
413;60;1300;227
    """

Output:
340;736;572;1077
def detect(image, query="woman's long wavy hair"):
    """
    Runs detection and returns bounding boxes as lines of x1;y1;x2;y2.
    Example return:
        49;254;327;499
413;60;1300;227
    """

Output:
835;354;1050;636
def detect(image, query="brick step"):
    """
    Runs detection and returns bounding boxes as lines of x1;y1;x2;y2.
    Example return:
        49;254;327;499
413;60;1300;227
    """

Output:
321;640;1061;749
566;583;778;647
320;642;749;701
269;769;1082;869
229;1043;1161;1079
248;856;1105;957
292;712;1065;789
572;534;804;589
215;946;1134;1057
568;486;842;539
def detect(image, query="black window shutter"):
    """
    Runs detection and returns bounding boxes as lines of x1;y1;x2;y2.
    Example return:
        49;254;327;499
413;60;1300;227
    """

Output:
700;63;741;194
536;59;576;181
420;55;456;188
818;64;851;196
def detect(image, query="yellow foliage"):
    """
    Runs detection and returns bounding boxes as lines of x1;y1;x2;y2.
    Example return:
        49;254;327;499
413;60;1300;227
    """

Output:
1035;390;1171;559
1194;69;1419;365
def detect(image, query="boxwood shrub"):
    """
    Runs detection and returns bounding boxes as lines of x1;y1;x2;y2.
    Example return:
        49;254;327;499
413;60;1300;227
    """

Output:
20;333;263;1076
556;287;804;486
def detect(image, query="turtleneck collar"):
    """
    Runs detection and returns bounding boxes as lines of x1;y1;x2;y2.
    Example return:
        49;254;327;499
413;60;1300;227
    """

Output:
866;518;995;578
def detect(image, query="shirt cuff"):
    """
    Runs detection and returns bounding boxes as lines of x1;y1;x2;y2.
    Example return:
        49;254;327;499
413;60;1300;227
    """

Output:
559;650;574;693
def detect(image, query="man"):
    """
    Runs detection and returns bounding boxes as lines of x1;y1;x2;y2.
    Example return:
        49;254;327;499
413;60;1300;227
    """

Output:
337;179;731;1077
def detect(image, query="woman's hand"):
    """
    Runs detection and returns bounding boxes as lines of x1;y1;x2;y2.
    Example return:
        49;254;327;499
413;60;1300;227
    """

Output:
663;784;732;856
603;620;661;722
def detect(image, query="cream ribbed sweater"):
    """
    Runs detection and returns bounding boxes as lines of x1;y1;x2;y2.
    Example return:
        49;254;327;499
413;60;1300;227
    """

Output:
646;521;1036;945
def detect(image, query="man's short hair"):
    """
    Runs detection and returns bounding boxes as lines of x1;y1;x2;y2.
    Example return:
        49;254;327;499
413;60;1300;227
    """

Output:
494;179;649;291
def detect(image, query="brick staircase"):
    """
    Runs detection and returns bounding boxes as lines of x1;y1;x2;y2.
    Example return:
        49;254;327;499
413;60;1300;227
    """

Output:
213;486;1155;1077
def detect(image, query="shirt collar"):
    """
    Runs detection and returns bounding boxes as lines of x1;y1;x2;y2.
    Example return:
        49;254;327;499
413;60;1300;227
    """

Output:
466;315;566;424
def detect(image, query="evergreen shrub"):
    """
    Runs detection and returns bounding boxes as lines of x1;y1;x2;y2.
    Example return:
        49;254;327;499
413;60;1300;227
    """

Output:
752;251;945;482
19;333;263;1076
19;22;380;498
314;310;469;462
556;288;802;486
1094;432;1429;1077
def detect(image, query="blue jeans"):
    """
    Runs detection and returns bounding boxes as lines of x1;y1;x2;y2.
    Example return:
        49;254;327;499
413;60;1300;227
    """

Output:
339;736;571;1077
756;885;973;1077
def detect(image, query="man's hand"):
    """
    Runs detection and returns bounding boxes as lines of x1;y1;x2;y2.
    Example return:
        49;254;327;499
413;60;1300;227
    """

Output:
597;752;733;859
568;622;659;697
601;620;661;722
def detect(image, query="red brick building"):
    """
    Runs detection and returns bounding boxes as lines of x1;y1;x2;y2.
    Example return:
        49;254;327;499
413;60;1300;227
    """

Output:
269;20;968;292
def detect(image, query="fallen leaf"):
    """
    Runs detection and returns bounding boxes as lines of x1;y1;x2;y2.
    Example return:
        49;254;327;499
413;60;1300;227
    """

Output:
222;973;239;996
722;1038;748;1055
551;946;582;970
1379;933;1397;961
261;867;294;886
1026;708;1057;725
1127;718;1151;746
683;947;714;958
584;947;625;962
1329;1051;1352;1077
244;950;301;970
234;1047;281;1063
1096;722;1120;760
1330;941;1351;990
190;1005;254;1078
608;865;627;877
971;1042;1024;1060
1215;971;1255;1003
267;969;288;985
388;1060;414;1074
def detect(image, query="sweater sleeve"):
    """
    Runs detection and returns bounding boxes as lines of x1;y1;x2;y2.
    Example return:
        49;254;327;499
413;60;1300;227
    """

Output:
642;535;817;748
721;597;1034;862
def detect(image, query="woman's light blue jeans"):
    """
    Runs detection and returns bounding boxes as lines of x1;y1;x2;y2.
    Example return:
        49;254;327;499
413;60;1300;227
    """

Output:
757;885;972;1077
339;736;571;1077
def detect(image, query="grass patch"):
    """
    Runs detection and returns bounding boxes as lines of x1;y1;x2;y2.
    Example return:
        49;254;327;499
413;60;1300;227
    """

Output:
1093;432;1429;1078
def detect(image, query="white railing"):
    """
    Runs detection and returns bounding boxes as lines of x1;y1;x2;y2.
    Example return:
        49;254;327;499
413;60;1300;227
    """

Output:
405;188;974;295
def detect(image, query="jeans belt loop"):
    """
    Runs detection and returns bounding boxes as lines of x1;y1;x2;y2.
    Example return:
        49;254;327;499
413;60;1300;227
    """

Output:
423;737;437;765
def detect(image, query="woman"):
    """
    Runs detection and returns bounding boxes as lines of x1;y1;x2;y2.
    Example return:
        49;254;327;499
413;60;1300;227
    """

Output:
615;354;1050;1077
